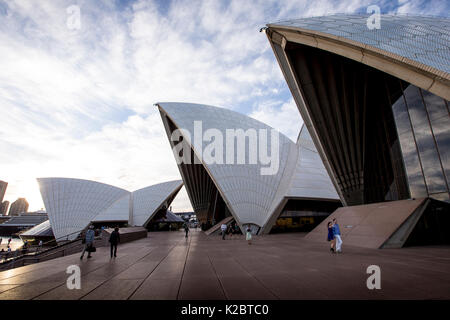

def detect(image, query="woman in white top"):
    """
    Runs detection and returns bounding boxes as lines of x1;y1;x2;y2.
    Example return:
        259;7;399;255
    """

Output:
221;223;227;240
246;227;252;245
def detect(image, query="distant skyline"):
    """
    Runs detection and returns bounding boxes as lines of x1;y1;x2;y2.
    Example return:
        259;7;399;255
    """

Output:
1;0;449;212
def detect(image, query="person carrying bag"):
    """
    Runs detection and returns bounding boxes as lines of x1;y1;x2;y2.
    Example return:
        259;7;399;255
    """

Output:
80;225;96;259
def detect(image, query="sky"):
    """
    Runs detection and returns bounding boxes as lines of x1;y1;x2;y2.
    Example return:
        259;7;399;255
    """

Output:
0;0;449;212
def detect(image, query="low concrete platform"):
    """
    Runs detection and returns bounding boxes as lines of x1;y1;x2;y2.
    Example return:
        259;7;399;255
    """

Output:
0;230;449;300
306;198;427;249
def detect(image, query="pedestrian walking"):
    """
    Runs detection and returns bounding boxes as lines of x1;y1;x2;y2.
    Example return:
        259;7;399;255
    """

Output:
184;223;189;238
333;218;343;253
327;221;335;253
80;225;96;259
109;227;120;258
221;223;227;240
227;224;233;239
246;227;252;245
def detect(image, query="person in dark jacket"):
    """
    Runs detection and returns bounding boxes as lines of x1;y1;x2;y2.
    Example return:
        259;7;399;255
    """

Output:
109;227;120;258
184;223;189;238
327;221;335;253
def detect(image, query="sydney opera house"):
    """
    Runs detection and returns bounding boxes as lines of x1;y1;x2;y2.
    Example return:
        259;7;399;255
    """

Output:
265;14;449;247
36;178;183;241
29;14;449;249
153;14;449;247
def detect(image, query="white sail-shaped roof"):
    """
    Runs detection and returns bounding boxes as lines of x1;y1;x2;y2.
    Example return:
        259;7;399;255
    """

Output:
267;14;450;100
38;178;129;241
37;178;183;241
93;194;130;222
132;180;184;226
286;126;339;200
157;102;339;233
158;102;295;229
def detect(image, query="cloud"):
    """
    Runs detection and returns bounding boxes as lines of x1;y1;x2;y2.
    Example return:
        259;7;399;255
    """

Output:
0;0;448;212
394;0;449;15
249;99;303;141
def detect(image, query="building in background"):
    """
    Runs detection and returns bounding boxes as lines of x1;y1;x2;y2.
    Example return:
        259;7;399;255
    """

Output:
174;211;196;221
8;197;29;216
265;14;450;247
0;213;48;236
0;181;7;203
0;201;9;215
157;102;340;235
37;178;183;241
28;209;47;214
174;211;198;227
0;180;7;203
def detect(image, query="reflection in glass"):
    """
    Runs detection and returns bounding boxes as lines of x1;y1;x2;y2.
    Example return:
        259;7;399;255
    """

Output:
394;84;450;201
414;126;447;194
392;94;412;135
432;116;450;181
398;130;428;198
422;90;449;121
404;86;428;129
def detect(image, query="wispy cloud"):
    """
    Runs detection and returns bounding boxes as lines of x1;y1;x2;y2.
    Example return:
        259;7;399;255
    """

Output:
1;0;448;211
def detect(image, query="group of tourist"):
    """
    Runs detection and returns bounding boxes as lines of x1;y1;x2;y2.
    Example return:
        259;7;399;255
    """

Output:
327;218;343;253
0;238;14;256
80;225;121;260
220;222;241;240
0;237;45;259
220;223;253;245
0;237;12;246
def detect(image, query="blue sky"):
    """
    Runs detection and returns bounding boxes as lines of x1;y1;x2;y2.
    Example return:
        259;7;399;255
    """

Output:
0;0;449;211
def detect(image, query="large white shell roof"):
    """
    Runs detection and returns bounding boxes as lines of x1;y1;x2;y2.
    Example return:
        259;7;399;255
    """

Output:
38;178;129;241
269;14;450;75
158;102;294;228
157;102;339;232
37;177;182;241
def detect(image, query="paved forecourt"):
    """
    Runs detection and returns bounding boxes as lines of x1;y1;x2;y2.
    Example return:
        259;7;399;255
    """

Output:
0;229;449;300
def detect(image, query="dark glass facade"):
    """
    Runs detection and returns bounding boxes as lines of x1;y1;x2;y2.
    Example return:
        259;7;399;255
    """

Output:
283;42;411;205
392;85;450;201
272;39;449;205
270;199;341;233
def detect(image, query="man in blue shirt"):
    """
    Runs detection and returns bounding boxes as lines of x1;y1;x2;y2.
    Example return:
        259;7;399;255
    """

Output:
333;218;343;253
80;225;96;259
